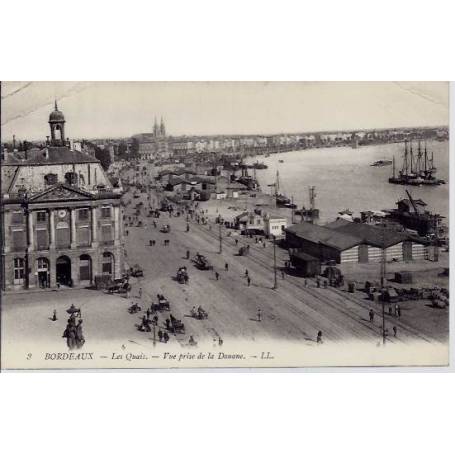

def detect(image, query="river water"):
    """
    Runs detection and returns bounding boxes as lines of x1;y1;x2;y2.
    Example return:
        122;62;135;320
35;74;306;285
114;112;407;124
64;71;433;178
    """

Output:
245;140;449;224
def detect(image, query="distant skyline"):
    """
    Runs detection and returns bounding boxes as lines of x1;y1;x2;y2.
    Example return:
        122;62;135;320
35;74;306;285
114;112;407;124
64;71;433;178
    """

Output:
1;82;449;142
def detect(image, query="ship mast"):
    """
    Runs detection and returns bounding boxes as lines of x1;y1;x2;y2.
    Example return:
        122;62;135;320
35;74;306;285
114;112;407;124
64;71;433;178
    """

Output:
392;155;395;179
275;170;280;195
424;140;427;174
403;140;408;175
409;140;414;174
416;140;422;175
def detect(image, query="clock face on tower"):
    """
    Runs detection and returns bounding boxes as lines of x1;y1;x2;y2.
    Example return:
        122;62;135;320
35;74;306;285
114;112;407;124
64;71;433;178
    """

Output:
58;210;66;219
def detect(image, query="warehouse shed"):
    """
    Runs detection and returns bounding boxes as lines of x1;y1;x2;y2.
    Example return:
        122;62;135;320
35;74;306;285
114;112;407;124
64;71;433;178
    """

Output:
285;223;362;264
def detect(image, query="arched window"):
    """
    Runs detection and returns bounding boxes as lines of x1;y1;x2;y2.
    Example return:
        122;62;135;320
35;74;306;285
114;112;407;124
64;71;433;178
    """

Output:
65;172;78;185
102;252;114;275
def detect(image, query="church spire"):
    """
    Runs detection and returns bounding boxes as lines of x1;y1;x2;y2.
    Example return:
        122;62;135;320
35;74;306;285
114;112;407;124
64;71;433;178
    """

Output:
153;116;159;137
55;99;58;111
160;117;166;137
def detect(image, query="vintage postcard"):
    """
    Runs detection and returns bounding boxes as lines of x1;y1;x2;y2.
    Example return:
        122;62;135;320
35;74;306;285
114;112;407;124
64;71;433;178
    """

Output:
0;81;449;370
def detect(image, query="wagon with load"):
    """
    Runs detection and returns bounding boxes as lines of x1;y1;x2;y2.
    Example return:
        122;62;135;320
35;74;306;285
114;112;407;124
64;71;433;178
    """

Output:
193;253;213;270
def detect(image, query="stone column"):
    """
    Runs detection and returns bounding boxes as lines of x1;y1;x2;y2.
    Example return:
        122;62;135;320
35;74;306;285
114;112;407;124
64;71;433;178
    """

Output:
49;209;55;249
114;206;120;245
27;211;34;252
91;207;98;247
70;208;77;248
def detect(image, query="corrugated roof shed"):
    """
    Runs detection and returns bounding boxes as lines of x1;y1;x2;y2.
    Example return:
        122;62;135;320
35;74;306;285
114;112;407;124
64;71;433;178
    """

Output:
326;219;408;248
286;222;361;251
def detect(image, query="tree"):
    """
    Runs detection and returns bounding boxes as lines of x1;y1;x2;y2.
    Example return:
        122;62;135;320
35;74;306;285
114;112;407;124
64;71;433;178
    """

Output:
130;138;140;159
95;146;112;171
117;141;128;160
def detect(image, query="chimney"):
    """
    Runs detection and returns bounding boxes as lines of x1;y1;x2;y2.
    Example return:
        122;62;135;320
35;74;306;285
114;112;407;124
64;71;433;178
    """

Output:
13;134;16;149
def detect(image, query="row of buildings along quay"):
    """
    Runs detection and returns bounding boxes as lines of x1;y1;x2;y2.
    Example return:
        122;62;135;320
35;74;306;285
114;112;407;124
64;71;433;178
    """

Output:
0;99;449;356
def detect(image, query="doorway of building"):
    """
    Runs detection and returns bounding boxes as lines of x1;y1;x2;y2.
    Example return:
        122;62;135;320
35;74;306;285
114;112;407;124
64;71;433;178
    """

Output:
79;254;92;284
37;257;50;288
56;255;72;286
102;252;114;277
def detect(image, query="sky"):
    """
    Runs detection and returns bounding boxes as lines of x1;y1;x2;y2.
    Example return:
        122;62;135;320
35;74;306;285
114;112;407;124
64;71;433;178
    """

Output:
1;81;449;141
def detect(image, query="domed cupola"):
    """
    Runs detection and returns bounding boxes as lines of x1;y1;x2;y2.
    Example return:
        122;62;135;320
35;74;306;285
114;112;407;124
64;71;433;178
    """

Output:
48;100;66;145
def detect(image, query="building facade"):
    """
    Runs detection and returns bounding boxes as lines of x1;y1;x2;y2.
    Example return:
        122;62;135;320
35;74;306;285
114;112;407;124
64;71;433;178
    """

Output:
1;103;124;292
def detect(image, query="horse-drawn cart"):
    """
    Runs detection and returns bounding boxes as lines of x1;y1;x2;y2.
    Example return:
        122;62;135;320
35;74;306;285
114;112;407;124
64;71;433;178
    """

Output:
193;253;213;270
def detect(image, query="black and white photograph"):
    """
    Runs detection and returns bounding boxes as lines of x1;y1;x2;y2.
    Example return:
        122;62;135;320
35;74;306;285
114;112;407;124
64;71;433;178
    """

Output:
0;81;450;369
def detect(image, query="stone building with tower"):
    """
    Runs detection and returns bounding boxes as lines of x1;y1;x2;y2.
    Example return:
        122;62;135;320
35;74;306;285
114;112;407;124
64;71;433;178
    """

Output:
1;102;124;292
137;116;170;160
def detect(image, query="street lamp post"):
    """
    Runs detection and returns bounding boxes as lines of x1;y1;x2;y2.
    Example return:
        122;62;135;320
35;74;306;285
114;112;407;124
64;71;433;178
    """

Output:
273;235;277;290
152;320;156;347
380;223;386;344
219;222;222;254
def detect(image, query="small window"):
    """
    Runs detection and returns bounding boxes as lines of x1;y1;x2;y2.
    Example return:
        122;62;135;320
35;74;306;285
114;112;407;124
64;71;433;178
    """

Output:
44;173;58;185
101;207;111;218
14;257;25;281
37;211;47;223
78;209;89;221
11;211;24;224
65;172;78;185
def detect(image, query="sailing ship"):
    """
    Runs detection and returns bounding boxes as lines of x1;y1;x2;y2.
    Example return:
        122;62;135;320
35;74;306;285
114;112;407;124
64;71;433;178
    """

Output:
268;170;296;208
388;140;445;186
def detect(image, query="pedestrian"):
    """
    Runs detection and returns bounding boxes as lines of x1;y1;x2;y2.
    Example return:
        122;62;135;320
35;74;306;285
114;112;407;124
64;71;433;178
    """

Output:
369;309;374;323
316;330;323;344
323;280;328;289
153;315;159;325
139;287;142;299
146;309;151;320
51;309;57;321
388;306;393;316
225;263;229;271
215;271;219;281
263;242;266;248
218;337;223;346
394;304;399;317
186;250;190;259
257;308;262;321
247;276;251;287
158;330;163;342
75;320;85;349
281;271;285;280
165;318;170;330
235;239;238;246
304;279;308;288
397;305;401;318
393;326;397;337
163;332;169;343
316;278;320;288
245;269;249;277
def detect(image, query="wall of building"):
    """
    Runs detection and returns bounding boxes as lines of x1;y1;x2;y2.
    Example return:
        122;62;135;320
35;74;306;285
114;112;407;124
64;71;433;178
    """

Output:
2;199;123;291
340;246;359;263
7;162;110;194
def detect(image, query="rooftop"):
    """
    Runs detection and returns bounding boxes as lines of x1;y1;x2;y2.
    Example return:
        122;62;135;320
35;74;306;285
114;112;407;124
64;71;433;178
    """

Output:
286;222;362;251
325;219;409;248
2;146;99;166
